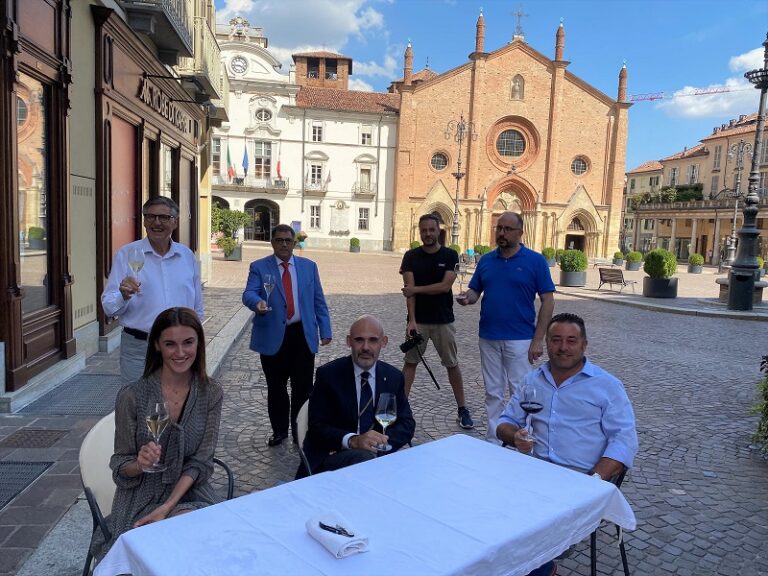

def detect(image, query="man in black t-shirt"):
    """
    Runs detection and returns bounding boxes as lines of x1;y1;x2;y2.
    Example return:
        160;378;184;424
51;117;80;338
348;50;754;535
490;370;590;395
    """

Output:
400;214;474;429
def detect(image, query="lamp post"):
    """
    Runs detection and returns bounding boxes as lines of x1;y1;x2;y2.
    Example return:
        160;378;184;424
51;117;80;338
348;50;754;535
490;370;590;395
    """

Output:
445;114;477;247
728;33;768;311
711;139;751;267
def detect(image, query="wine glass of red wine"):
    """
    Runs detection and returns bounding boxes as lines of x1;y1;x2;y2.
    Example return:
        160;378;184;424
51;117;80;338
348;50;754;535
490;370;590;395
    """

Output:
519;383;543;454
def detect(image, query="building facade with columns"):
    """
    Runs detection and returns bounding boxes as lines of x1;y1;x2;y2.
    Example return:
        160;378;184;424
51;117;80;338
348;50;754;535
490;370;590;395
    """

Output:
390;14;629;255
212;17;398;251
626;113;768;264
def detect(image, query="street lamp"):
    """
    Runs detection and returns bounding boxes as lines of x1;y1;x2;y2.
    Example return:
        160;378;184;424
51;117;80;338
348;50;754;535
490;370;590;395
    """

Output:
711;139;752;267
728;33;768;311
445;114;477;247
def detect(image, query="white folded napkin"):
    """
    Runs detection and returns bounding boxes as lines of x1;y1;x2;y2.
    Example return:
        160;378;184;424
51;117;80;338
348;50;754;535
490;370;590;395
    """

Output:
306;511;369;559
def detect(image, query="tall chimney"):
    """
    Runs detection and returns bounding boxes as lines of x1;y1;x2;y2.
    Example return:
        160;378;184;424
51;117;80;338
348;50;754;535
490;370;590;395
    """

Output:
475;9;485;53
555;20;565;61
404;41;413;86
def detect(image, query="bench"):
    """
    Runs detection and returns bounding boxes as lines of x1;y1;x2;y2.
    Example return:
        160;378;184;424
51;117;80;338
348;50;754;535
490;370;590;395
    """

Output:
598;267;637;294
591;258;616;268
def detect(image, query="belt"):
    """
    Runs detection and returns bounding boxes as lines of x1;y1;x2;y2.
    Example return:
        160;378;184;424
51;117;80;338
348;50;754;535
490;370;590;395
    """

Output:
124;327;149;341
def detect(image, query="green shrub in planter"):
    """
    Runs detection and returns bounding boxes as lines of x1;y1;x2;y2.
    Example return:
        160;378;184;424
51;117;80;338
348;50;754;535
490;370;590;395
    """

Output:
613;251;624;260
216;236;238;257
350;237;360;247
410;240;421;249
28;226;45;240
474;244;491;255
758;256;765;269
448;244;461;254
558;249;587;272
643;249;677;278
626;251;642;263
688;253;704;266
542;247;556;260
555;248;565;261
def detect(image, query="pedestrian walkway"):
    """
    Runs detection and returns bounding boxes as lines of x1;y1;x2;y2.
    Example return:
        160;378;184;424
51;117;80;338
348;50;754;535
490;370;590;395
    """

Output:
2;245;767;576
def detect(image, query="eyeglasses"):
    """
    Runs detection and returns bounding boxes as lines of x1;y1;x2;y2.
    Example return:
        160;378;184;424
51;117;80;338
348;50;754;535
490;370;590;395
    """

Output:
272;238;295;245
143;213;175;223
495;225;522;233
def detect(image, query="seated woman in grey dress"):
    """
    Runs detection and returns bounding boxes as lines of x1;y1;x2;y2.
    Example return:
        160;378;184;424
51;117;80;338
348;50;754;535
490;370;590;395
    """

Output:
93;306;223;562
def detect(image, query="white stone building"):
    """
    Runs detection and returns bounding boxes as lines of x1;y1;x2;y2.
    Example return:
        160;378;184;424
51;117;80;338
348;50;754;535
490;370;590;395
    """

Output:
212;17;399;250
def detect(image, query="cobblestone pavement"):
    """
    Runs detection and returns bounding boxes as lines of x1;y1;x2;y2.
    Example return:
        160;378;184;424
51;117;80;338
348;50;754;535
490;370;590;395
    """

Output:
214;245;768;576
5;244;768;575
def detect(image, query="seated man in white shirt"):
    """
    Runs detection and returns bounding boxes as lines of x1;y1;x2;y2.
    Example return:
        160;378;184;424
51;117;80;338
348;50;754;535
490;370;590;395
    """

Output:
497;312;639;576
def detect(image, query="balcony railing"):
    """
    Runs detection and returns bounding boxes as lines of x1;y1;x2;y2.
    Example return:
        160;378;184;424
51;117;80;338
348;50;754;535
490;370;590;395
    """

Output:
177;17;224;100
208;72;229;125
120;0;193;62
352;181;376;196
212;175;289;190
305;179;328;194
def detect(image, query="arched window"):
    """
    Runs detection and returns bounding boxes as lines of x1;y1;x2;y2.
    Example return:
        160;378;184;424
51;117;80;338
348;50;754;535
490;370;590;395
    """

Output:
568;217;585;231
511;75;525;100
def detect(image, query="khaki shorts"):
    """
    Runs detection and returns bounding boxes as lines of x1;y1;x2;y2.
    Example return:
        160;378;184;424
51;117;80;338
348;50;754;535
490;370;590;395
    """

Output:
403;322;459;368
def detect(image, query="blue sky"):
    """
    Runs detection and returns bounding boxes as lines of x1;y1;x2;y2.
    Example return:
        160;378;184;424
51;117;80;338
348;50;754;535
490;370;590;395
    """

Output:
214;0;767;171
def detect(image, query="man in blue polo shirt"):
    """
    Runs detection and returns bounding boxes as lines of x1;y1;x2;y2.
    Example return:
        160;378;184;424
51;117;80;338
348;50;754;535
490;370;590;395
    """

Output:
457;211;555;443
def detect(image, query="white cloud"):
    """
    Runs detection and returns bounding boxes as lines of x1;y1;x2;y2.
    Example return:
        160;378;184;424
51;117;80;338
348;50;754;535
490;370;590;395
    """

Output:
348;78;374;91
729;47;764;73
216;0;399;89
656;46;762;118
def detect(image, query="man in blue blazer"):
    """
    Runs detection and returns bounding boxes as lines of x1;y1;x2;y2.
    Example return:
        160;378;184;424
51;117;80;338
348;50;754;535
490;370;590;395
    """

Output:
242;224;332;447
300;315;415;476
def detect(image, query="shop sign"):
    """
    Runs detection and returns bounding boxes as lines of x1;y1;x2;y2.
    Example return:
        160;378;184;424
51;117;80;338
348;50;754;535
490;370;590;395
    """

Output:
137;78;192;134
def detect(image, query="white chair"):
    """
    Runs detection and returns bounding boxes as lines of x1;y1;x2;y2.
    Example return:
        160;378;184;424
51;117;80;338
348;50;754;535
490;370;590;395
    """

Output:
79;411;235;575
296;400;313;476
79;411;116;576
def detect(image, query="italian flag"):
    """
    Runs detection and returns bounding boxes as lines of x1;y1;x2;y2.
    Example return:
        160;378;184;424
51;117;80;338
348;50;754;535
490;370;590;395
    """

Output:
227;145;236;180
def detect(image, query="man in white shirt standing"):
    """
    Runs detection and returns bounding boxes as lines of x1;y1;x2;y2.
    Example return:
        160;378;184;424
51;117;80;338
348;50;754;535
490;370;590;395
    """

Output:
101;197;203;382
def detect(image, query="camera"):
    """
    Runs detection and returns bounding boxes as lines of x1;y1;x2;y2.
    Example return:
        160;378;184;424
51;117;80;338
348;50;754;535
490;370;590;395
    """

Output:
400;330;424;353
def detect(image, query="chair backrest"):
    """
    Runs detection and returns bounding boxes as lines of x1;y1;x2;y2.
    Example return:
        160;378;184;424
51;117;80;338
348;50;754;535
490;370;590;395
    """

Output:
297;400;310;448
79;411;117;515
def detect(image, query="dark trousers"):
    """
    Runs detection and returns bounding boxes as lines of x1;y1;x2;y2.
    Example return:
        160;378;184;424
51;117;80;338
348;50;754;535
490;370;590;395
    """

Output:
296;449;375;480
260;322;314;441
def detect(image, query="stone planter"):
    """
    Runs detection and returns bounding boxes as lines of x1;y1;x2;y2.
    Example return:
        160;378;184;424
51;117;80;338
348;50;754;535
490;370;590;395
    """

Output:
28;238;46;250
625;261;642;271
349;245;360;253
687;265;703;274
224;244;243;261
546;258;556;267
642;277;678;298
559;270;587;287
613;258;624;266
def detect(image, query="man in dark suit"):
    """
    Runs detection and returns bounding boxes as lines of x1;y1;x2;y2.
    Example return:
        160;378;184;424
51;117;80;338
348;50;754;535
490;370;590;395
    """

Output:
301;315;415;476
242;224;332;447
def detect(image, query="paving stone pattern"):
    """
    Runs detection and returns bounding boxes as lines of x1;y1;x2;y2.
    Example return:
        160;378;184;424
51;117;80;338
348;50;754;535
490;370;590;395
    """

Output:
215;267;768;575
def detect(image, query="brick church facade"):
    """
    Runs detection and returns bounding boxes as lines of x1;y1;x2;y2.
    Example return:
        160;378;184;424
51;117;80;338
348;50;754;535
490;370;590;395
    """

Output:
390;14;630;256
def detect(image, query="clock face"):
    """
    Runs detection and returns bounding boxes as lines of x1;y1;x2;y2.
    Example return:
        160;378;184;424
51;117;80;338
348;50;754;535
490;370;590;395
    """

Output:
231;56;248;75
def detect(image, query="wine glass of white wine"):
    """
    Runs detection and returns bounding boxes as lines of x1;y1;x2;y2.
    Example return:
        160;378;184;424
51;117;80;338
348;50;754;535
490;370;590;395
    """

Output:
375;393;397;452
263;274;275;312
454;262;468;293
143;401;170;473
128;247;145;280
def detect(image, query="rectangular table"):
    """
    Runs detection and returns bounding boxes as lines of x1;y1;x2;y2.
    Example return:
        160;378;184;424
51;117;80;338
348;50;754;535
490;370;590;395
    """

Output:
95;434;635;576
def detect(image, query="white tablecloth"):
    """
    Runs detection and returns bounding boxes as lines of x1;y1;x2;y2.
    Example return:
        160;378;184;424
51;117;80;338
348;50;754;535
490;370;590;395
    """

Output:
95;434;635;576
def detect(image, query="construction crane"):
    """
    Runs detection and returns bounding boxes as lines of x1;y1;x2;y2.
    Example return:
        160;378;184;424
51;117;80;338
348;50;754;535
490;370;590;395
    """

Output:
628;86;753;102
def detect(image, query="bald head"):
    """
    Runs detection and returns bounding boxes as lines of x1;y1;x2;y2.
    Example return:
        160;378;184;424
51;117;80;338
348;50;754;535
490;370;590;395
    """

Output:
347;315;388;370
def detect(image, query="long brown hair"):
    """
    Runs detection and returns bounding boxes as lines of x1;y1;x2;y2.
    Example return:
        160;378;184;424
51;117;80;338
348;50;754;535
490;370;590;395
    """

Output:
143;307;209;385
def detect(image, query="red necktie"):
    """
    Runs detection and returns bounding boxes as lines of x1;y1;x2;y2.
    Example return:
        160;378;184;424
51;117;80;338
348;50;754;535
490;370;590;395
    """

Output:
281;262;295;320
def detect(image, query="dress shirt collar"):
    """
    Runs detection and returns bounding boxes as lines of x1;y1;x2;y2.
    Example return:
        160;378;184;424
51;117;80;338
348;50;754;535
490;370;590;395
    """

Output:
274;254;296;268
353;361;377;399
141;236;179;258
